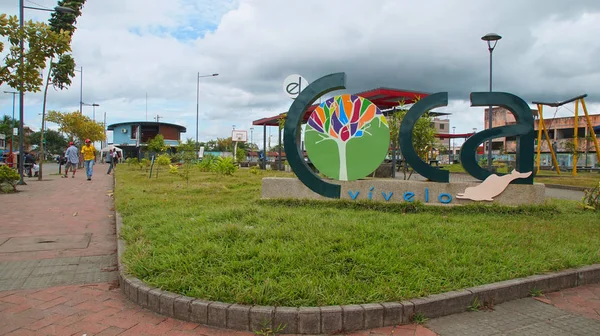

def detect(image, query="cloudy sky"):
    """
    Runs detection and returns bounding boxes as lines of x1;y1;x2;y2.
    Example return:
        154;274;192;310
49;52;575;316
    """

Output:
1;0;600;148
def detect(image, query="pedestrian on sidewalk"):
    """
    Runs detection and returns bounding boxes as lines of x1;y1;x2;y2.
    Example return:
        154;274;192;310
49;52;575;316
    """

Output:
81;139;97;181
63;142;79;178
106;149;114;175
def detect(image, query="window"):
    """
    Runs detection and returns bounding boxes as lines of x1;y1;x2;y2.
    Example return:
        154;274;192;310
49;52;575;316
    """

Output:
439;124;445;130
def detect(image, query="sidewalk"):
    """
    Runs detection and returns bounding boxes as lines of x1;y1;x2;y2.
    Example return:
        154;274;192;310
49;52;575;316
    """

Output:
1;165;598;335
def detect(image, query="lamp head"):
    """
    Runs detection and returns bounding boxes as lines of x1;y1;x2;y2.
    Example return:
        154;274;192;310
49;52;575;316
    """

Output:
481;33;502;51
481;33;502;41
54;6;77;14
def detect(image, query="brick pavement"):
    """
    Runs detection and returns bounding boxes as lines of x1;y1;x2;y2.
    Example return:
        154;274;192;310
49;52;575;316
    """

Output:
0;283;439;335
0;163;116;263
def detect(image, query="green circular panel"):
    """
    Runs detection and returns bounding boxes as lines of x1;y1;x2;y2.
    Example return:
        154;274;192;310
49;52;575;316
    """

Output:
305;94;390;181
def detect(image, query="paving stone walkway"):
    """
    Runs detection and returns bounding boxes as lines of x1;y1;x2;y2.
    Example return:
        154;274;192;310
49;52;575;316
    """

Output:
426;286;600;335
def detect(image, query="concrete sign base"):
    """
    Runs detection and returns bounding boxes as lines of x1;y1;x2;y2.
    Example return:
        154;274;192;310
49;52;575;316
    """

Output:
261;178;546;206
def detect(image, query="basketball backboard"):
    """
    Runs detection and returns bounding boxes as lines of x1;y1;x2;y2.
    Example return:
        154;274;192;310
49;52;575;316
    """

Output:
232;130;247;142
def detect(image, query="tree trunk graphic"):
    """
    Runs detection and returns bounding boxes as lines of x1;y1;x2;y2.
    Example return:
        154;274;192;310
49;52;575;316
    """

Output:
337;141;348;181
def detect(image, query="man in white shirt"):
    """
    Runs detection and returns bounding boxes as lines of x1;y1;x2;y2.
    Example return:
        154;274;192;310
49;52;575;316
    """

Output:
63;142;79;178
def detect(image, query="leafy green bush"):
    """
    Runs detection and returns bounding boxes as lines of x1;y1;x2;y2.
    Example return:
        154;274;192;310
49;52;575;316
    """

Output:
581;182;600;211
213;157;237;176
126;157;139;165
169;164;179;174
250;166;260;175
156;154;171;166
0;165;20;192
198;154;218;172
235;148;247;163
140;158;151;167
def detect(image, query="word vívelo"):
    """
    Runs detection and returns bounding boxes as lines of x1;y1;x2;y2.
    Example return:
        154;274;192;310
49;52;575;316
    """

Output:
348;187;453;203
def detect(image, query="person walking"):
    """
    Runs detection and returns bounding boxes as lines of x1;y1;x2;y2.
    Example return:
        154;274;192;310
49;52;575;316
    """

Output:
106;149;114;175
81;139;97;181
63;142;79;178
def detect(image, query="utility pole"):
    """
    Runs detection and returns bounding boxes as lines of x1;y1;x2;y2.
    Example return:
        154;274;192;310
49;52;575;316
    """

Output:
78;66;83;113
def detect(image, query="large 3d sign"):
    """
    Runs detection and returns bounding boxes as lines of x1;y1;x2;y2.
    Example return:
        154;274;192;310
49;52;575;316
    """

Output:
283;73;535;199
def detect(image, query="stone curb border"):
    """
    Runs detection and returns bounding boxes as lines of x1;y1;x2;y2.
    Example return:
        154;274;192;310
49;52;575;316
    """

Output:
115;213;600;334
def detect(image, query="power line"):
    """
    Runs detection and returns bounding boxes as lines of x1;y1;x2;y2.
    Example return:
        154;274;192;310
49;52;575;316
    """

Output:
25;0;51;10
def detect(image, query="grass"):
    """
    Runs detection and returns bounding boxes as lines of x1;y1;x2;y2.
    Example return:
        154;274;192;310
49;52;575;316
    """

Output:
115;166;600;307
444;163;509;174
534;171;599;189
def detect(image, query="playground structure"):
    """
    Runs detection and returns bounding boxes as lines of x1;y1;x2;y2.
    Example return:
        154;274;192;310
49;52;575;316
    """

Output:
532;94;600;176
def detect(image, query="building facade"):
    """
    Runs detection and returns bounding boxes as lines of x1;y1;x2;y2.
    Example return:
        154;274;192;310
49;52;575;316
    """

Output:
107;121;186;159
433;117;450;150
484;107;600;167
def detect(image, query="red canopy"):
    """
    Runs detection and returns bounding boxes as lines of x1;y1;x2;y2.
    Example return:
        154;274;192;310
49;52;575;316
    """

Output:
252;87;435;127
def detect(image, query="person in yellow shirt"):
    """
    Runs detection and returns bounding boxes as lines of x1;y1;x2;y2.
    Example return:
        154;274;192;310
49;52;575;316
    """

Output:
81;139;97;181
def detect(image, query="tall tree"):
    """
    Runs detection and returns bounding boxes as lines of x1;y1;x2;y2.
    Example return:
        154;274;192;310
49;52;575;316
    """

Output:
175;138;197;163
147;134;167;154
0;116;18;146
0;14;71;91
28;129;68;155
389;108;436;180
216;137;233;152
39;0;86;180
45;110;105;144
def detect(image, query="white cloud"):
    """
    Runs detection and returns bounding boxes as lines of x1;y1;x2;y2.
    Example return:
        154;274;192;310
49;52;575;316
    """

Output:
1;0;600;147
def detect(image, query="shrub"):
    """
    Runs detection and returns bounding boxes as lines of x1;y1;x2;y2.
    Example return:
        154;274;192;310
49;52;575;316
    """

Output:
169;164;179;174
250;166;260;175
126;157;139;165
0;165;20;192
198;154;218;172
235;148;247;163
581;182;600;211
156;154;171;166
140;158;151;167
214;157;237;176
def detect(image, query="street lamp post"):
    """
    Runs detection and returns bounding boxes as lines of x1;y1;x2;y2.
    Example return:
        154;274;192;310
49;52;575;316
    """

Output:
481;32;502;170
196;73;218;158
452;126;456;163
74;66;83;113
17;1;76;185
250;127;254;149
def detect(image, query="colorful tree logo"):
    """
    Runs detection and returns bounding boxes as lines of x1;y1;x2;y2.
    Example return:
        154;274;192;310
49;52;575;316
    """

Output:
305;94;390;181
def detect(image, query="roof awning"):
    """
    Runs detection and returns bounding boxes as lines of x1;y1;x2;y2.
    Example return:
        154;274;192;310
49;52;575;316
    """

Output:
252;87;450;127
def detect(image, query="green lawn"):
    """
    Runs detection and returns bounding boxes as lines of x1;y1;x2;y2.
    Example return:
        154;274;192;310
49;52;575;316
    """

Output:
444;163;509;174
534;171;600;189
115;166;600;307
